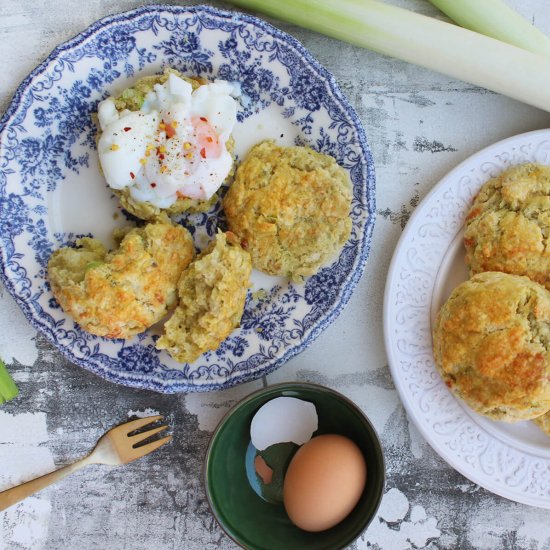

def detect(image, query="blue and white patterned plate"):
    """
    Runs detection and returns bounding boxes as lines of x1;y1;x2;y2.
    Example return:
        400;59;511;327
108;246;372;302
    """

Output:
0;5;375;392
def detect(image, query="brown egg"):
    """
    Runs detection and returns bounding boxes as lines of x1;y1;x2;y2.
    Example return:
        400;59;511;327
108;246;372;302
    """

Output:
283;434;367;532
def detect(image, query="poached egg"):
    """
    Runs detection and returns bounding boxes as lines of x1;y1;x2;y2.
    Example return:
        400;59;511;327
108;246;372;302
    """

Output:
97;73;239;208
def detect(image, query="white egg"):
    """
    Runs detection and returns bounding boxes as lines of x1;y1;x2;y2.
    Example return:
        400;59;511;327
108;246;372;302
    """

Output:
97;109;159;190
97;74;239;207
97;98;119;128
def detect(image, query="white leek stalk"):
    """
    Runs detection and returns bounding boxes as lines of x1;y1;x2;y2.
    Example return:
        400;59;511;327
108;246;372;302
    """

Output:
228;0;550;113
428;0;550;59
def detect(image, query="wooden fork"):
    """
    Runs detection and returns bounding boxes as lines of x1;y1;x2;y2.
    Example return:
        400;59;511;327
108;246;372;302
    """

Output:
0;415;171;512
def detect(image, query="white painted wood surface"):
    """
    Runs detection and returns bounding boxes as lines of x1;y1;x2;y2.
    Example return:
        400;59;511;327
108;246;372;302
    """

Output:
1;1;550;548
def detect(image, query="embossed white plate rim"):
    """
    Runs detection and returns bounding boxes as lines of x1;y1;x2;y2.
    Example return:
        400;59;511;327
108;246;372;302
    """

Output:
384;128;550;509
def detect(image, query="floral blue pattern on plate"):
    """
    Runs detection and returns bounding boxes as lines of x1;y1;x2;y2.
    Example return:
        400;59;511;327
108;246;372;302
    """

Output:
0;5;375;392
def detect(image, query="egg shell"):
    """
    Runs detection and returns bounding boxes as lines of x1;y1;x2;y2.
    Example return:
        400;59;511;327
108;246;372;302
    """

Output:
283;434;367;532
250;397;318;451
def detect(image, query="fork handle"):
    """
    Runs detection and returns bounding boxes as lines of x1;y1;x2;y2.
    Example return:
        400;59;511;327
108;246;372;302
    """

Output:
0;455;92;512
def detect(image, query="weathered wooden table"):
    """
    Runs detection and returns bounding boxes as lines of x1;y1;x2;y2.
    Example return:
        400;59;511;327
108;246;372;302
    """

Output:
1;0;550;548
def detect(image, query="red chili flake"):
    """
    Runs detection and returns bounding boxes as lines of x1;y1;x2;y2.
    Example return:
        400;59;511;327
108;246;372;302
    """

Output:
200;148;206;159
206;136;213;143
159;154;165;160
130;172;135;179
165;123;176;139
150;182;157;188
200;116;207;122
124;127;131;132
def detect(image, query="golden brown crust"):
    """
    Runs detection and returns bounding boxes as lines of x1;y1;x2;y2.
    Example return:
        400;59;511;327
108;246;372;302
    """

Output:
156;231;252;363
464;163;550;290
432;272;550;422
533;410;550;436
48;221;194;339
223;140;352;281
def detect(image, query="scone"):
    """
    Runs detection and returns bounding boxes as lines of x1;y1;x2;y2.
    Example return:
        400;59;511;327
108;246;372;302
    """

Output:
48;220;194;339
156;231;251;363
534;410;550;436
432;271;550;422
464;163;550;289
95;69;237;220
223;140;352;281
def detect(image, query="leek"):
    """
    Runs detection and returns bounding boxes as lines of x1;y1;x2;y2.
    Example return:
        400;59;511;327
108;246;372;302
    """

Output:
227;0;550;113
0;358;19;404
428;0;550;59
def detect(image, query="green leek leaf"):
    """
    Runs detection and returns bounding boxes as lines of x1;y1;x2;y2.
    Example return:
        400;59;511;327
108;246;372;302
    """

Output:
428;0;550;59
0;358;19;404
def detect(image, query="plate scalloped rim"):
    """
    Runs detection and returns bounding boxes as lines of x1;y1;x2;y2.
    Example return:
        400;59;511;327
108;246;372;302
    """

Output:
0;4;375;393
384;128;550;509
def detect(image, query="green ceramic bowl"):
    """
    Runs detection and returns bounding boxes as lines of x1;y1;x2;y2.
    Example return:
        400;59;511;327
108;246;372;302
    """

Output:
204;382;385;550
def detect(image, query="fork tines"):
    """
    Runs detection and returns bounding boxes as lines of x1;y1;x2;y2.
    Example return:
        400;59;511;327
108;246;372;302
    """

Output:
124;415;165;435
125;415;172;451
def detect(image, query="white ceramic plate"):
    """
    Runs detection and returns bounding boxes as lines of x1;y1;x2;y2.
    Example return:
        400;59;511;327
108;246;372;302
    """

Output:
384;129;550;508
0;5;375;392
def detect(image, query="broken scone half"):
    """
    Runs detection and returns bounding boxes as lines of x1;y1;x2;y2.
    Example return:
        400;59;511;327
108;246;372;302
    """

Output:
48;219;194;339
156;231;252;363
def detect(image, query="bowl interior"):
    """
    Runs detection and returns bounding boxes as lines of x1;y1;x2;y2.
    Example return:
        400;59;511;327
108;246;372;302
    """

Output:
205;383;385;550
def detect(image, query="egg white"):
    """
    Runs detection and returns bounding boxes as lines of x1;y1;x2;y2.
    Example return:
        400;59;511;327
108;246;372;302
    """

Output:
97;73;239;208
